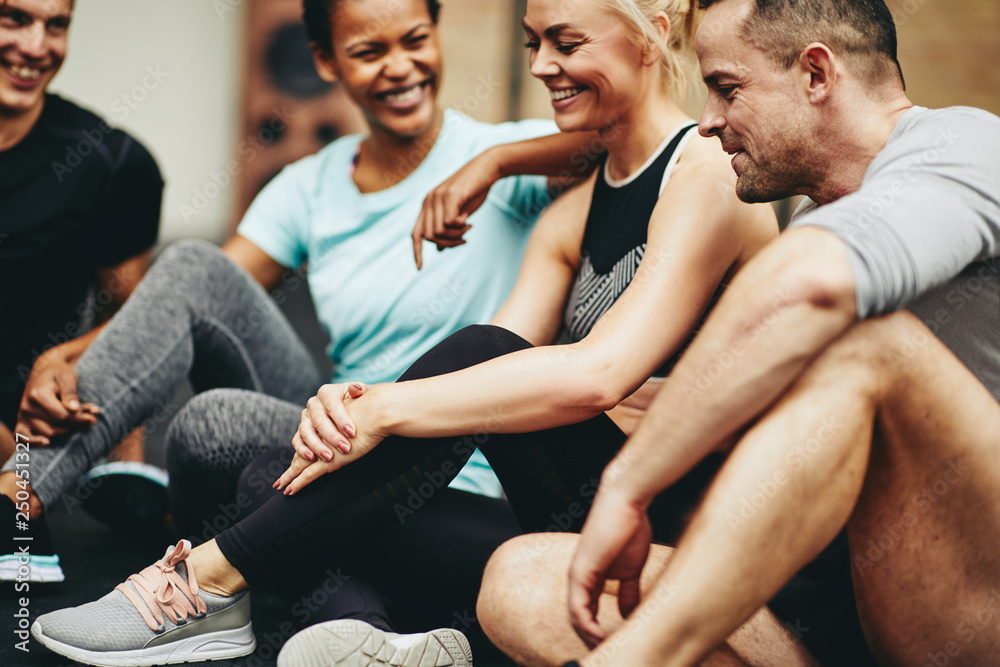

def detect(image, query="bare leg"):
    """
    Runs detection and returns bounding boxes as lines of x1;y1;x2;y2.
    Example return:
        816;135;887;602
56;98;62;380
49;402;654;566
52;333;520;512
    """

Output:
587;311;1000;665
186;539;249;598
847;316;1000;664
108;427;145;463
478;533;819;667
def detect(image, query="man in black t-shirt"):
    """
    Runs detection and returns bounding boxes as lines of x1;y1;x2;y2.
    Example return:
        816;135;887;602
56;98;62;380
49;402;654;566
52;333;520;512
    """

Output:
0;0;163;582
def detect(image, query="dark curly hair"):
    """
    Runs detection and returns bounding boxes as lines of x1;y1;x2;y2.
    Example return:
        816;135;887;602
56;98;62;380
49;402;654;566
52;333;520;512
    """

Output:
697;0;903;87
303;0;442;54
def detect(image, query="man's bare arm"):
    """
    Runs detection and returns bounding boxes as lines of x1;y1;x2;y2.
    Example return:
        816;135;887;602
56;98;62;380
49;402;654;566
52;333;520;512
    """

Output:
603;227;858;504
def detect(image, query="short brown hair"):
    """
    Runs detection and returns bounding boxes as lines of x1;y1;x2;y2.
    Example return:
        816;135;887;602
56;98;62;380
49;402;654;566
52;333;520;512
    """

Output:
697;0;904;87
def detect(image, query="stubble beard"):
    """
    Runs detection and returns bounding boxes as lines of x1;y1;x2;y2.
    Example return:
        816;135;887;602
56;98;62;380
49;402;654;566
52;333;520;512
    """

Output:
734;154;807;204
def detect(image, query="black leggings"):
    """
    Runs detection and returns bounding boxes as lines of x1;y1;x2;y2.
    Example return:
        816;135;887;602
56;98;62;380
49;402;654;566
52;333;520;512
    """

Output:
215;325;721;589
271;487;522;633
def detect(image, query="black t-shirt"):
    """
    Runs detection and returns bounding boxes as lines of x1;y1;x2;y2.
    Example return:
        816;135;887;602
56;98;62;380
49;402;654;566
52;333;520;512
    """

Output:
0;93;162;410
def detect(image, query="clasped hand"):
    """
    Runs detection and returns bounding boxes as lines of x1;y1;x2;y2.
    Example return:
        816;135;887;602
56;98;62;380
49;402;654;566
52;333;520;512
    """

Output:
16;351;100;445
274;381;385;495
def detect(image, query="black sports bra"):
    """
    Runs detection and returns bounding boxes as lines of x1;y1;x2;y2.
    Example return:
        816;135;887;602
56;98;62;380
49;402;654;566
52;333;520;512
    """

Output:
558;122;721;378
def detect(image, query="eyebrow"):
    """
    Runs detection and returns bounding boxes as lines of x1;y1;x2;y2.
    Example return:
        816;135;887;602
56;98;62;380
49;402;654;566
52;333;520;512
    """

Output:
344;23;432;51
520;19;579;38
702;70;732;87
0;5;71;23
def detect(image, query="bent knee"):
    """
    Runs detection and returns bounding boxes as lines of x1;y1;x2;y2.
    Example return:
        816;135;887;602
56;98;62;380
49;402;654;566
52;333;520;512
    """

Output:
158;238;222;269
843;310;928;346
156;239;241;289
400;325;534;381
479;533;577;628
484;532;579;581
811;310;938;384
165;389;246;469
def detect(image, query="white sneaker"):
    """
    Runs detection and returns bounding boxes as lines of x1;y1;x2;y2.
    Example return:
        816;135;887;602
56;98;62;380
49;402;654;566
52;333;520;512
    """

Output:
277;619;472;667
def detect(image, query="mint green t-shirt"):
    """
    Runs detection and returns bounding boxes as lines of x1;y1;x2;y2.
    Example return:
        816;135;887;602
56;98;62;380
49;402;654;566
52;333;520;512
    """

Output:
238;110;556;497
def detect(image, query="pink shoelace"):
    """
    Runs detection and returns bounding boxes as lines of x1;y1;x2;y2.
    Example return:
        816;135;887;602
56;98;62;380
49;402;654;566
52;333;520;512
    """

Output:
115;540;208;632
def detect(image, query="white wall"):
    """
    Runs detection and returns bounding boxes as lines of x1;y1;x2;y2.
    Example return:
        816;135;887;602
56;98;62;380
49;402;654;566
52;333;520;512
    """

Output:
51;0;246;244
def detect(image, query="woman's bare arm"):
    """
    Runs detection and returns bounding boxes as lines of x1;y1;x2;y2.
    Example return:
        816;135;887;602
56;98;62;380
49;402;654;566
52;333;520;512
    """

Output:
489;174;594;345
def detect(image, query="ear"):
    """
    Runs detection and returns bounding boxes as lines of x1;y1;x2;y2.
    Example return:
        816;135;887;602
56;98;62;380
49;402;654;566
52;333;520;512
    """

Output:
310;42;339;83
797;42;836;103
642;11;671;67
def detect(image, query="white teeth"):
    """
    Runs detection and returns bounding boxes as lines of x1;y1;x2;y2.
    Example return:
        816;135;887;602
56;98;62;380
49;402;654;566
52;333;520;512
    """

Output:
550;87;584;102
10;65;41;80
384;84;423;104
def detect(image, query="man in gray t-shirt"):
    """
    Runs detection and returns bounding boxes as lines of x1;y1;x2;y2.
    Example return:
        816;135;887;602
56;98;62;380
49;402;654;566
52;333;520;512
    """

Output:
477;1;1000;666
791;106;1000;402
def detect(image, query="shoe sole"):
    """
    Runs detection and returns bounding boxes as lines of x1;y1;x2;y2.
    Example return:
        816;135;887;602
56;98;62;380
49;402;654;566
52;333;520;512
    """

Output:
31;620;256;666
277;619;473;667
0;554;65;582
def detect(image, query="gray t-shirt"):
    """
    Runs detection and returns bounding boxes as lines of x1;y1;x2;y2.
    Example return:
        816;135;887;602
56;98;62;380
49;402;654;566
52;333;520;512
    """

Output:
791;106;1000;400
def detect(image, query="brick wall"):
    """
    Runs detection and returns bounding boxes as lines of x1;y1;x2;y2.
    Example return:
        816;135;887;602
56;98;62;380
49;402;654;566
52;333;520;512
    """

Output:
888;0;1000;115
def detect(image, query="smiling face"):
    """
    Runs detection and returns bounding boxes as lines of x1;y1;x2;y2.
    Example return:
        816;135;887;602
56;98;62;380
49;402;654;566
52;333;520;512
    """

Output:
312;0;442;143
522;0;648;133
0;0;71;119
696;0;817;203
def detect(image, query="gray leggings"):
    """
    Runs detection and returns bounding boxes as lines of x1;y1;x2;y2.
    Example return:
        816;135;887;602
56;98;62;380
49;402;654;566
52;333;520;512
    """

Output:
5;240;322;512
167;389;306;541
